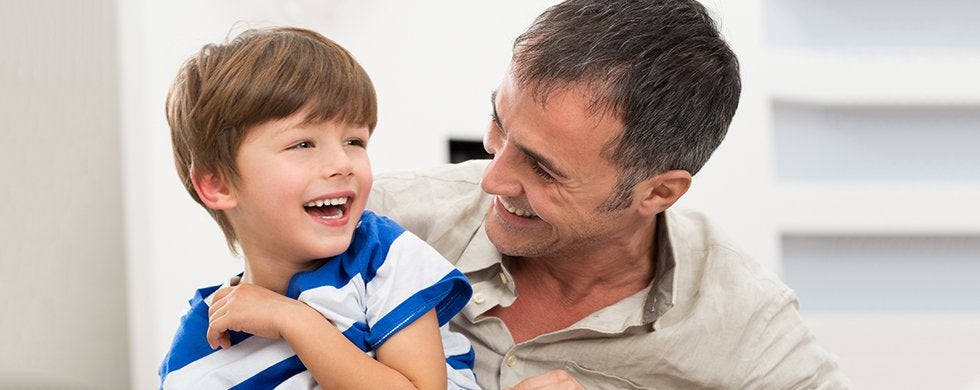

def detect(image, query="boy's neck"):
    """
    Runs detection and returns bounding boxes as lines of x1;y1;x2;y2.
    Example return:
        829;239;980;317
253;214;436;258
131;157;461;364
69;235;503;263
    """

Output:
240;255;325;295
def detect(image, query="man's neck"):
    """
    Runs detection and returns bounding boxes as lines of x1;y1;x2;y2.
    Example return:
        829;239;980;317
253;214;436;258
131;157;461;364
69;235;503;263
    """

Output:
489;220;659;343
510;235;656;304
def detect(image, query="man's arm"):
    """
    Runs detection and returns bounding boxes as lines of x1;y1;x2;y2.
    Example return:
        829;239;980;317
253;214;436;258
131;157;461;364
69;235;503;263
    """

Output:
738;291;849;389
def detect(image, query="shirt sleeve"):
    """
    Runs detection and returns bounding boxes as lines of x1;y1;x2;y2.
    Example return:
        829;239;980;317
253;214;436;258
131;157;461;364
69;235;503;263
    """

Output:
738;290;850;389
362;222;473;350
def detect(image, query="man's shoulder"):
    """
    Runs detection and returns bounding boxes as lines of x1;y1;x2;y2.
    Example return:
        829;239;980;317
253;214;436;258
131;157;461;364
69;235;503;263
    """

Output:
368;160;492;263
369;159;490;216
660;209;846;388
370;160;487;212
374;159;488;185
665;208;793;312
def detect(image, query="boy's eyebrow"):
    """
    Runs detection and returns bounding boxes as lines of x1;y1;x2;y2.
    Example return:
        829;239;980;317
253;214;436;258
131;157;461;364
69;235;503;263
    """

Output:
490;90;568;180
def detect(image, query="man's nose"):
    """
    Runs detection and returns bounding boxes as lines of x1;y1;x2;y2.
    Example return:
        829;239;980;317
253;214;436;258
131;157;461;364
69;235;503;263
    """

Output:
483;125;500;156
481;134;520;196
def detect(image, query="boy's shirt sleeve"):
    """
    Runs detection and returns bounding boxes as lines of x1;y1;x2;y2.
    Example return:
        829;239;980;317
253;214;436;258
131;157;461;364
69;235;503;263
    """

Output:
159;284;275;389
158;285;221;383
362;229;472;349
292;210;472;351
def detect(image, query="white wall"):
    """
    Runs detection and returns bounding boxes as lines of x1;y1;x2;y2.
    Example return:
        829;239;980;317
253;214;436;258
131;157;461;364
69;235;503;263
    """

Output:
0;1;129;388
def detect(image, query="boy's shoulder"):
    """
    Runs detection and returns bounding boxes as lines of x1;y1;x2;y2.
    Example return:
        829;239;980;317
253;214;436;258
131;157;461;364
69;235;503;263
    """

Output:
351;210;407;247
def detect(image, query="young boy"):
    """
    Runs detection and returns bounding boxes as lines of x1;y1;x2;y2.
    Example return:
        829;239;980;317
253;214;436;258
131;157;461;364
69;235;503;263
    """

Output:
158;27;479;389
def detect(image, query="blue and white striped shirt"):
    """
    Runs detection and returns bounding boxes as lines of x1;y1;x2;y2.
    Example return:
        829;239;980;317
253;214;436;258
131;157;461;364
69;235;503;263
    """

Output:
159;211;479;389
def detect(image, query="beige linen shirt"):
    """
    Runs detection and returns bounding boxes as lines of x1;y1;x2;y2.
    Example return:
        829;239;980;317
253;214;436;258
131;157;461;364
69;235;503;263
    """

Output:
368;160;847;389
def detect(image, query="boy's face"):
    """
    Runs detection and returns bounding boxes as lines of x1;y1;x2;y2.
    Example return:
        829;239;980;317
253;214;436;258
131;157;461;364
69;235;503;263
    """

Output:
224;111;372;267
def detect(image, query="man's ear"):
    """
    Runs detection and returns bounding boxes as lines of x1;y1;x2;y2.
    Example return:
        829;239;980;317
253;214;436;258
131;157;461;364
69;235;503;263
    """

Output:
190;166;237;210
632;169;692;217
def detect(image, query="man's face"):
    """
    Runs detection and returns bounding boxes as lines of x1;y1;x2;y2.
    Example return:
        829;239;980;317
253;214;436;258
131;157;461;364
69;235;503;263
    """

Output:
481;66;638;259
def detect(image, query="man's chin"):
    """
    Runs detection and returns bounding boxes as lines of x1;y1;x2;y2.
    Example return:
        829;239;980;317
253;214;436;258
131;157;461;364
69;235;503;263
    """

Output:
487;229;543;258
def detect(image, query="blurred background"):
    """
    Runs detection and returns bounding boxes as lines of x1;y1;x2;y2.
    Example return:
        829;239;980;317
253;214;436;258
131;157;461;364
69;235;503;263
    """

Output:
1;0;978;388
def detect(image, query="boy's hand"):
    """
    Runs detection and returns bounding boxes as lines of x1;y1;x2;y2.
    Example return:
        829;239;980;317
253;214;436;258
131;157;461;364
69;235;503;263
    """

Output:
206;283;315;350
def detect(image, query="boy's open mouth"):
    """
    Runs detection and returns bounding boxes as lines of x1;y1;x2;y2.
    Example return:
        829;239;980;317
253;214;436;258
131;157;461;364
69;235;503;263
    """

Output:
303;197;349;220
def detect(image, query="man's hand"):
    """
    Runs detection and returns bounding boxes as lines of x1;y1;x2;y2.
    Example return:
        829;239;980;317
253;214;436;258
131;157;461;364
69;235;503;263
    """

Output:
505;370;585;390
206;283;316;350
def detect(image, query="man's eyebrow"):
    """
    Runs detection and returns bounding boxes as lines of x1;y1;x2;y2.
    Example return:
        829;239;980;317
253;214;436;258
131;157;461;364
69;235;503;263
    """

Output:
516;143;568;180
490;89;568;179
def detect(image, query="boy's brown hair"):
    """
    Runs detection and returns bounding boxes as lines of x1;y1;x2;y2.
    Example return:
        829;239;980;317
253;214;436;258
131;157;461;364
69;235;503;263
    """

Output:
167;26;377;252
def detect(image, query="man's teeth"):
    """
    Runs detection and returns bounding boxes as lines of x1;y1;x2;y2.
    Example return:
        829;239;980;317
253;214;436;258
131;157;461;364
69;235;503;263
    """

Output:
501;198;537;218
304;197;348;208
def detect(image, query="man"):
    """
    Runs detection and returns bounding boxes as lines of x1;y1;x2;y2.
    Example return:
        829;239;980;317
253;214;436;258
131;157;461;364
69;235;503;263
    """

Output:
368;0;847;388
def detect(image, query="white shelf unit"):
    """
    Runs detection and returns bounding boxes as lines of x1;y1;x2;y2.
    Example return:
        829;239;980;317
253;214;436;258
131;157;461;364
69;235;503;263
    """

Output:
774;183;980;236
762;0;980;238
767;50;980;107
760;1;980;387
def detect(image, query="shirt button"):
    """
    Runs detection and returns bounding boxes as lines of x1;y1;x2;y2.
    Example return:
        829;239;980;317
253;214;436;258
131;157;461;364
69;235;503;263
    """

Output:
473;294;486;304
506;354;517;367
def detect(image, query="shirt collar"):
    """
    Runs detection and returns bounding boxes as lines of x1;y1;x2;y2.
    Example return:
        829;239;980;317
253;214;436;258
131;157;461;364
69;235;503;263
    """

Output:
454;212;678;326
645;211;677;325
455;220;502;274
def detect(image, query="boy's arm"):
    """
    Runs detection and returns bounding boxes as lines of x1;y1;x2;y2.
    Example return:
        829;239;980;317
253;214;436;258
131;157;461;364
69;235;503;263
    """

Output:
207;284;447;389
373;309;448;389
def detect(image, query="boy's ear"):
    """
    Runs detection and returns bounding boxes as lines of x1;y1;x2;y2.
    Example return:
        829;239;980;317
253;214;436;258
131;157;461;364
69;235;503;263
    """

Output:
190;166;237;210
632;169;692;217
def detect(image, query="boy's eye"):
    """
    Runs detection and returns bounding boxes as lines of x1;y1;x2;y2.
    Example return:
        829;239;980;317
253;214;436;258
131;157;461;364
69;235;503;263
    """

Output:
345;138;367;148
291;141;314;149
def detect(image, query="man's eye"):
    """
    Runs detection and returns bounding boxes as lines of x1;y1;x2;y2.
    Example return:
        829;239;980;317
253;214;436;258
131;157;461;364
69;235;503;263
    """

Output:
491;114;503;130
531;163;554;180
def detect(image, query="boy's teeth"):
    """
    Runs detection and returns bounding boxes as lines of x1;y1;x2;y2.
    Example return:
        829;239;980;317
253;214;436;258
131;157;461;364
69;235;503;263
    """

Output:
304;197;348;207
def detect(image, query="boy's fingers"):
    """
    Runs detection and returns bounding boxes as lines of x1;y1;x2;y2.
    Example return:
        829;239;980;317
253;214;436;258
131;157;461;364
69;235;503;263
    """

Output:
206;324;218;349
208;303;227;322
213;286;234;301
218;333;231;350
206;319;227;350
207;287;232;317
206;332;230;350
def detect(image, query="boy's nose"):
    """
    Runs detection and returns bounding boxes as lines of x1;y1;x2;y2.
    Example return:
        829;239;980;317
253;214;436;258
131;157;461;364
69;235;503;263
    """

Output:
320;148;354;179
